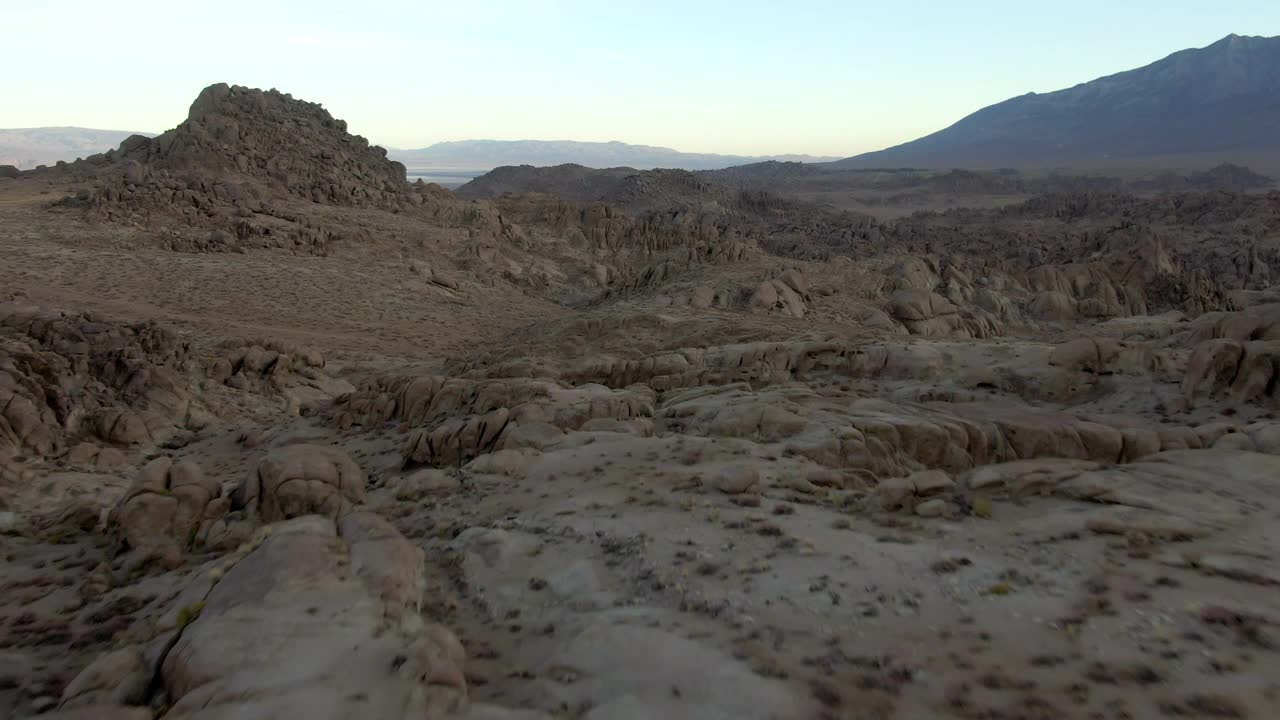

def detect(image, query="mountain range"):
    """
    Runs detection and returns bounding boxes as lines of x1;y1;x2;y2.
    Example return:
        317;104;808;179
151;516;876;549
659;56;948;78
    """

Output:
0;127;153;170
388;139;836;172
7;34;1278;174
0;129;835;174
841;34;1280;169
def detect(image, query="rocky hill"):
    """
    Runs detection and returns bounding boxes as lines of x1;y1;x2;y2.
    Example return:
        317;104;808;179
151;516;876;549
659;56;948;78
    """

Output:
842;34;1280;169
111;83;410;204
34;84;456;253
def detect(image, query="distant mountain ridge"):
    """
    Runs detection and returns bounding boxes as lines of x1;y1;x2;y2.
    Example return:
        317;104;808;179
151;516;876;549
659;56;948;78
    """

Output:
842;34;1280;169
1;130;835;176
0;127;154;170
389;139;837;172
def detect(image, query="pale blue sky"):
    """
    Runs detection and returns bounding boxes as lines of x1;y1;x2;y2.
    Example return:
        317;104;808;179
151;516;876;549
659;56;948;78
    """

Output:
4;1;1277;155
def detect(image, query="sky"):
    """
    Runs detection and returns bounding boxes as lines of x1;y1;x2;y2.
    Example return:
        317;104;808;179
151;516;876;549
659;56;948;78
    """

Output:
3;1;1279;157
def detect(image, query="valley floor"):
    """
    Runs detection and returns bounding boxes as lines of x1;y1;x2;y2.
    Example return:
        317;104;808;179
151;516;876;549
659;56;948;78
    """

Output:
2;173;1279;720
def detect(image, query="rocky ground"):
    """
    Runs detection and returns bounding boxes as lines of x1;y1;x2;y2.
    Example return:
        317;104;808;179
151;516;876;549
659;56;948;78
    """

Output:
2;84;1279;720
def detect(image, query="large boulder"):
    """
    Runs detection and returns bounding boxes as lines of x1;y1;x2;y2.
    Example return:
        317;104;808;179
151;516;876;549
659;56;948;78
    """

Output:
113;457;225;563
1229;342;1280;402
1049;337;1121;374
1182;338;1245;400
160;514;469;719
234;444;366;521
58;647;150;709
973;288;1019;321
1028;291;1077;323
888;289;955;323
890;256;940;291
776;268;809;296
403;408;511;467
747;279;807;318
888;289;997;338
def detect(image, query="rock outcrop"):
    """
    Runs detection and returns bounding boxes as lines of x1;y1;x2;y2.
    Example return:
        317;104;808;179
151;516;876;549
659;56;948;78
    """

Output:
52;84;457;253
0;300;200;457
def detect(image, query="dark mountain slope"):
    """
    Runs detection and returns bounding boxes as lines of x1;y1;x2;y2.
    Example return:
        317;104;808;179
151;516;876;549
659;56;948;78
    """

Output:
842;34;1280;169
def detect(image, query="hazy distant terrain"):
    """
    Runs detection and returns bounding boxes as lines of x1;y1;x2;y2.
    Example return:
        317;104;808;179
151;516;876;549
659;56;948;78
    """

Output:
0;127;153;169
390;139;837;173
3;131;837;178
843;34;1280;170
461;160;1274;221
